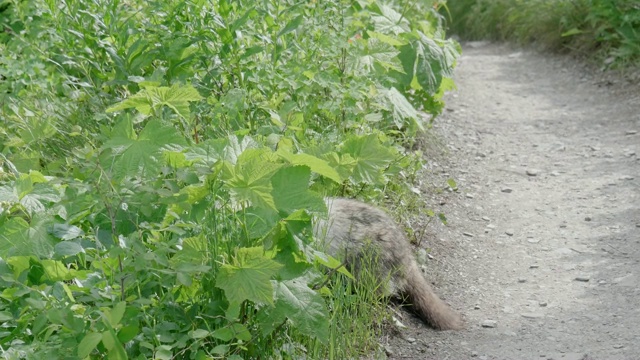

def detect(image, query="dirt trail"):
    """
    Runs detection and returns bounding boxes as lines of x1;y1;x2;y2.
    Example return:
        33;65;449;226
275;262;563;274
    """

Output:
387;43;640;359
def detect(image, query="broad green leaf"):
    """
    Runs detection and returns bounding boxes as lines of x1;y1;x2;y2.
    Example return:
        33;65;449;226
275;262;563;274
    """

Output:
258;279;329;342
106;84;203;121
110;301;126;327
189;329;210;339
271;166;327;214
117;325;139;343
222;148;281;210
216;248;283;305
54;241;85;257
103;119;186;179
0;311;13;321
276;149;341;183
51;224;84;240
382;87;421;130
341;134;396;185
41;260;74;281
78;332;103;358
0;215;54;258
367;30;407;46
371;5;410;35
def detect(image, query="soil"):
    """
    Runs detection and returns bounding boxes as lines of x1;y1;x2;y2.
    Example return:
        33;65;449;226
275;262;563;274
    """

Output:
385;42;640;359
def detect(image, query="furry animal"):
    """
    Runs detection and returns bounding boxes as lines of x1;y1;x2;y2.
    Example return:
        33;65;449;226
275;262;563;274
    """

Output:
313;198;463;330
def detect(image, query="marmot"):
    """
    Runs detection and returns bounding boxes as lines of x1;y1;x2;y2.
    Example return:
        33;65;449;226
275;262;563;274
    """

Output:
314;198;463;330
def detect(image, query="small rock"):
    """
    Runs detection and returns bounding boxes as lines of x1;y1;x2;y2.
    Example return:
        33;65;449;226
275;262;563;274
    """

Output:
487;224;496;229
620;175;634;180
474;305;481;310
527;238;540;244
530;264;539;269
636;223;640;228
575;275;591;282
384;345;394;356
501;187;513;193
463;232;475;237
521;312;544;319
613;344;624;349
526;169;539;176
584;216;592;222
406;337;416;344
471;350;478;357
539;301;548;307
481;320;498;328
505;230;514;236
625;130;637;135
550;171;560;176
466;193;475;199
481;216;490;221
518;278;527;283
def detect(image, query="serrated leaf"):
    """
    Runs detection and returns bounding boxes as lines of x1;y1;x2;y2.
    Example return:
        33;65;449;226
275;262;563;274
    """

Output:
0;215;55;258
103;119;186;179
341;134;396;185
216;248;283;305
271;166;327;214
258;279;329;342
107;84;203;120
222;148;281;210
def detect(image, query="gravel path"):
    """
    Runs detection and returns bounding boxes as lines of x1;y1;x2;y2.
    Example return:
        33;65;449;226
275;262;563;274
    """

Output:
386;42;640;360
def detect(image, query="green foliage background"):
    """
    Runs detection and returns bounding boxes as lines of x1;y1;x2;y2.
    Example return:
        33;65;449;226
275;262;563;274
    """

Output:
445;0;640;68
0;0;458;358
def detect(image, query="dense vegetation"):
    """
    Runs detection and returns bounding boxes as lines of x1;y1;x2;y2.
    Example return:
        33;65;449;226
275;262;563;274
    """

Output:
445;0;640;68
0;0;458;358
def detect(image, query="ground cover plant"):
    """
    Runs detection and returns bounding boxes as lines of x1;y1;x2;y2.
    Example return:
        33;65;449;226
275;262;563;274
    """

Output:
0;0;458;358
445;0;640;68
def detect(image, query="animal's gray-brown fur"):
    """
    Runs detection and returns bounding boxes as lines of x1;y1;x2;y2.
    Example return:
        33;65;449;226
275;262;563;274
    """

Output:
314;198;463;330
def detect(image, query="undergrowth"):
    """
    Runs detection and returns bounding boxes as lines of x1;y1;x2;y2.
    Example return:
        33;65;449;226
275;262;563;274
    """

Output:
0;0;458;358
445;0;640;68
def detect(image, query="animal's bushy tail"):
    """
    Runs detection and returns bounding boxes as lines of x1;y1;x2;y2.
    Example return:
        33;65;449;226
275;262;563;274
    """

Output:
402;263;463;330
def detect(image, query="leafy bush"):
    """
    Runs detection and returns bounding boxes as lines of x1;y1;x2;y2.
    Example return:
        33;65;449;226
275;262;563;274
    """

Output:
444;0;640;68
0;0;458;358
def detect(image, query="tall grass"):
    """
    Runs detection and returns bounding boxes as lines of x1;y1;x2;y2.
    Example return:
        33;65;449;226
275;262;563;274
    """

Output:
445;0;640;68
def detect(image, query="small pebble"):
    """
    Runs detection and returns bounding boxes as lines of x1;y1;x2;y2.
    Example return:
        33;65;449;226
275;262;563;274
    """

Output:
584;216;592;221
471;351;478;357
466;193;475;199
518;278;527;283
505;230;514;236
521;312;544;319
625;130;637;135
482;216;490;221
463;232;475;237
530;264;539;268
575;275;591;282
526;169;539;176
406;337;416;344
539;301;548;307
481;320;498;328
501;187;513;193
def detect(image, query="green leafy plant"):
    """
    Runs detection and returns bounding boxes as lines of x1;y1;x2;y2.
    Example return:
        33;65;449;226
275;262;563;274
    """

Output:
0;0;458;358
